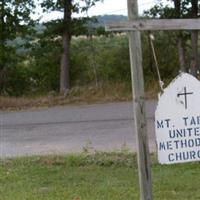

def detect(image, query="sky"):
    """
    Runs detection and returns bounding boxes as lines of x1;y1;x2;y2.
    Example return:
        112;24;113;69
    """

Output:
87;0;158;16
35;0;170;22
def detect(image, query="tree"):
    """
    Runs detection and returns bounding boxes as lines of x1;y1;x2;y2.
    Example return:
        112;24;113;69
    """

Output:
190;0;199;76
173;0;186;72
144;0;200;76
0;0;35;94
172;0;199;76
41;0;103;94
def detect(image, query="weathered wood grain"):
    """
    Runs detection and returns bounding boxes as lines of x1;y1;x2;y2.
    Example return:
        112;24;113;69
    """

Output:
106;19;200;31
127;0;153;200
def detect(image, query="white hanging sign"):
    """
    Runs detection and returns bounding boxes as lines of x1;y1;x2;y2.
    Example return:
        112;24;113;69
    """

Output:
155;73;200;164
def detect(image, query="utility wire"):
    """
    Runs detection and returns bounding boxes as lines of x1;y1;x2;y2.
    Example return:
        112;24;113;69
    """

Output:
96;1;156;16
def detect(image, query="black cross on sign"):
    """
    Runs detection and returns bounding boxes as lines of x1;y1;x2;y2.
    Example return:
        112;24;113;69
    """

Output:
177;87;193;109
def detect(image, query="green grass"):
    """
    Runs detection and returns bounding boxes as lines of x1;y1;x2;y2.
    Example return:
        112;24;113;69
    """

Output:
0;153;199;200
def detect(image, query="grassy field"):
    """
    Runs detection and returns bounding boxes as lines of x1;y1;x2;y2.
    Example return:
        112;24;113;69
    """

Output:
0;153;199;200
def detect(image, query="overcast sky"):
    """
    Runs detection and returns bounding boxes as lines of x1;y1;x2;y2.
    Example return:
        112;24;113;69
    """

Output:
87;0;158;16
36;0;170;22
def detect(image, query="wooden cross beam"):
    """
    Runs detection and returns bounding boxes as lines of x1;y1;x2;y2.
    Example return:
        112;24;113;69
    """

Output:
105;1;200;200
106;19;200;31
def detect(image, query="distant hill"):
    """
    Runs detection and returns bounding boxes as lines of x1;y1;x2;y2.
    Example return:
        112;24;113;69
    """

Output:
34;15;127;31
96;15;127;26
7;15;127;49
35;24;46;34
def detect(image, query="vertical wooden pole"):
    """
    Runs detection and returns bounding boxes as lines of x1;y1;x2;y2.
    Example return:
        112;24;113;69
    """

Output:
127;0;152;200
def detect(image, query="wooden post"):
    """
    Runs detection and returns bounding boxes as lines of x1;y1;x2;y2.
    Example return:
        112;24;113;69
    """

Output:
127;0;152;200
105;1;200;199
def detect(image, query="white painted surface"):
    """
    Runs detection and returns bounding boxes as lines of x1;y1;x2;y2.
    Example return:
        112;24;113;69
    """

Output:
155;73;200;164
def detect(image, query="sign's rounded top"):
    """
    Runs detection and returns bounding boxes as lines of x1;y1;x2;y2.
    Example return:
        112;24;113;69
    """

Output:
156;72;200;116
161;72;199;96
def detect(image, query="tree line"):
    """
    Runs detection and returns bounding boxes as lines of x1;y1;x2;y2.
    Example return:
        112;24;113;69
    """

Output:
0;0;199;96
145;0;200;76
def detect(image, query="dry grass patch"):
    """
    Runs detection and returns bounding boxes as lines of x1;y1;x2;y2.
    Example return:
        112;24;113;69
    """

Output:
0;82;159;111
